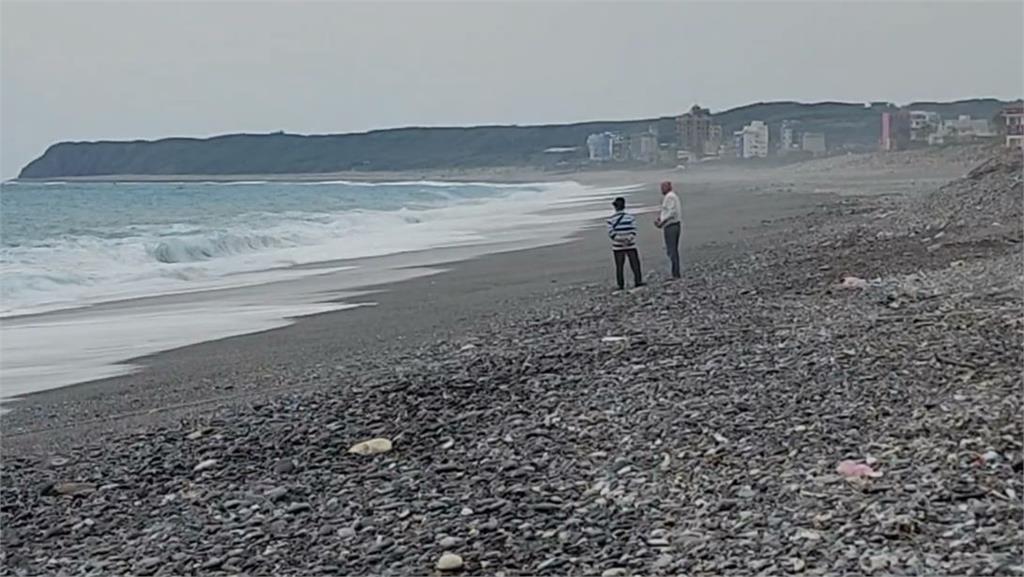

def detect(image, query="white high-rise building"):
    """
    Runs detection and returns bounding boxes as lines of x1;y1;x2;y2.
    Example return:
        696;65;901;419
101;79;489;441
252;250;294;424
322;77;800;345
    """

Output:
734;121;769;159
586;132;615;161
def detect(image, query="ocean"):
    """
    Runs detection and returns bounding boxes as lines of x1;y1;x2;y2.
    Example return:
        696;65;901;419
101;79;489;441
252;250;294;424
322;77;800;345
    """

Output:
0;179;616;399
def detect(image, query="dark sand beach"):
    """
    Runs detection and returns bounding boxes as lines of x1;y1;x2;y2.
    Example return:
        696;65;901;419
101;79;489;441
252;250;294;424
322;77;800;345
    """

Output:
2;150;1021;575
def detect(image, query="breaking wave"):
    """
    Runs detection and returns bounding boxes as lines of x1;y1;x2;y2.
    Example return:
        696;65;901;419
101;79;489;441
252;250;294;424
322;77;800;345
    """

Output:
1;180;602;316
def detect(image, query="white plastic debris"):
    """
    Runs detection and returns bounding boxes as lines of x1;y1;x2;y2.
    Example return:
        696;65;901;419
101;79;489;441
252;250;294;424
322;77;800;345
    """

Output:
840;276;868;289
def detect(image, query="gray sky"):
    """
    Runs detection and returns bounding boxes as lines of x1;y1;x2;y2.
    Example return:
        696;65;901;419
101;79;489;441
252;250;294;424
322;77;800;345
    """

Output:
2;1;1022;178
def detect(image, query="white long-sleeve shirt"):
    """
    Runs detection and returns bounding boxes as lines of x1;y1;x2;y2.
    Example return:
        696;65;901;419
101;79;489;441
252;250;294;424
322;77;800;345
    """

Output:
659;191;681;227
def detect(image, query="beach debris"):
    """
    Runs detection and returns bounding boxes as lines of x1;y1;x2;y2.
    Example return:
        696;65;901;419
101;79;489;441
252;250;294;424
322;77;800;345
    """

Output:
601;569;628;577
47;456;70;467
840;276;868;289
435;552;464;571
601;336;628;343
836;460;882;479
348;438;393;455
193;459;219;473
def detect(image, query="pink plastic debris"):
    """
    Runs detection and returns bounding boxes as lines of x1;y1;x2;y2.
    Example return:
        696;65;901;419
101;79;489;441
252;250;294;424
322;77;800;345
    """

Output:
836;460;882;478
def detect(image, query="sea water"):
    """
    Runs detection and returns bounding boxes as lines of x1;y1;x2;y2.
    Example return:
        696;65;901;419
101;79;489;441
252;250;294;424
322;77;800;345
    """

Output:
0;179;616;398
0;179;613;316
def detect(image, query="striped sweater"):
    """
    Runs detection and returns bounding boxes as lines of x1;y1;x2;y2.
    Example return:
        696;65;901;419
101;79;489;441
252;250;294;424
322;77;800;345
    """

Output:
607;210;638;250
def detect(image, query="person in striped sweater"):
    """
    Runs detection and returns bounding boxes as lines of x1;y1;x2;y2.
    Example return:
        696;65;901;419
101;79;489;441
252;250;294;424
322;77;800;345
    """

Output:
607;197;644;290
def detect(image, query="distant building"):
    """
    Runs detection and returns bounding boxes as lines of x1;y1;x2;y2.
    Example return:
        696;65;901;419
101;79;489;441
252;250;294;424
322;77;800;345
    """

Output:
909;110;941;142
943;115;992;137
677;105;721;158
779;120;798;156
734;121;769;158
704;125;723;156
658;145;678;165
628;132;658;163
801;132;826;156
928;115;995;146
999;102;1023;148
881;110;911;151
611;134;628;162
586;132;615;161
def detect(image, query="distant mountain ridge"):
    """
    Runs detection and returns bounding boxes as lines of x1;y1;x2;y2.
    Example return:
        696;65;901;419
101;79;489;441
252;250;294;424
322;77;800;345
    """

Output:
18;99;1011;178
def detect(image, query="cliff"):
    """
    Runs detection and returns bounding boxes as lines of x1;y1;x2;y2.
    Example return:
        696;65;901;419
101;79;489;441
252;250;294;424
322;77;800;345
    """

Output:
18;99;1010;178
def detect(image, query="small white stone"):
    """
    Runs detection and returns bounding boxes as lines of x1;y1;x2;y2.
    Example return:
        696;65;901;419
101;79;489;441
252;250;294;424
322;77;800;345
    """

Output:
436;553;463;571
348;438;393;455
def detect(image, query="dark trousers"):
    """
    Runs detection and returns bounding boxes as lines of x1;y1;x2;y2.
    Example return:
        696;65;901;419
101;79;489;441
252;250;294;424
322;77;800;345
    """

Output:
613;248;643;289
663;222;681;278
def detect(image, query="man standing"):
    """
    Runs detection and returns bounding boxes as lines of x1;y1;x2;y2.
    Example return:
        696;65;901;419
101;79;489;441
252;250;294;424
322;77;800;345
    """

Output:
654;180;682;279
607;196;644;290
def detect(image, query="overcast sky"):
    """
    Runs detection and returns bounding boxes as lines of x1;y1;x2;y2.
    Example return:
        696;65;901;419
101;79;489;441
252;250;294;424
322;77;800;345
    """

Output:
2;1;1022;178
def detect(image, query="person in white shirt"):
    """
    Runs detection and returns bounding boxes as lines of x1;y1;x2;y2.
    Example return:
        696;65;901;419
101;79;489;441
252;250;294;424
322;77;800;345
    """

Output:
653;180;682;279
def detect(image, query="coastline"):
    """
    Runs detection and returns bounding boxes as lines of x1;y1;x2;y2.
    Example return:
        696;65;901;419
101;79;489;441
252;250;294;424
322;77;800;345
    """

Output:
2;155;1020;575
1;173;823;450
5;144;985;187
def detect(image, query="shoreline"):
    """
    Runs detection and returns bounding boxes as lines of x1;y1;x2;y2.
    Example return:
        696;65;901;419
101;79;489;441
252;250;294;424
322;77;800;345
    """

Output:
2;153;1020;575
2;156;1020;575
1;175;825;450
0;178;627;400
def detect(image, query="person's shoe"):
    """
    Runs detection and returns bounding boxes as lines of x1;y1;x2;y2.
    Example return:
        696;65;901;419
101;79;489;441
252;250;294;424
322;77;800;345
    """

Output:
635;282;647;288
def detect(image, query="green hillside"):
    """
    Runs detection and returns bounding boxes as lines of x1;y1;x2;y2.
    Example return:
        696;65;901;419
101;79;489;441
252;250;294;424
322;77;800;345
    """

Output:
18;99;1011;178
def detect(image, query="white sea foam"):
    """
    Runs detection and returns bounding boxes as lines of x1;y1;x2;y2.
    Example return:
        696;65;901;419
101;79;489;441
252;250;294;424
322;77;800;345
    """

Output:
0;180;606;317
0;178;625;400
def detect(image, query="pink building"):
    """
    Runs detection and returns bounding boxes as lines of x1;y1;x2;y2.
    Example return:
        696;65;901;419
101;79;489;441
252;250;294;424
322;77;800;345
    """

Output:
881;113;892;151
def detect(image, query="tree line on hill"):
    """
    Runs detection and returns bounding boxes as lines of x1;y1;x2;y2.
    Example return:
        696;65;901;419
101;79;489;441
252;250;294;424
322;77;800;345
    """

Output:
18;99;1010;178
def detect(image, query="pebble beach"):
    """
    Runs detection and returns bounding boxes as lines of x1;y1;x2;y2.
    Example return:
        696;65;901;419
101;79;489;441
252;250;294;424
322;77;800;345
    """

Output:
2;147;1021;576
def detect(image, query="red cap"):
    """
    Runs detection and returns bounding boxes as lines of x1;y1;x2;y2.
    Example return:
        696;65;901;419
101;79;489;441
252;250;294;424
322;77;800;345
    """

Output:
660;181;673;194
